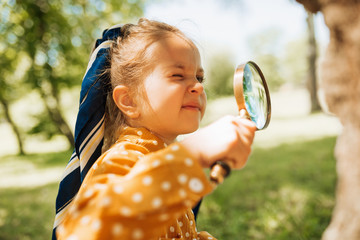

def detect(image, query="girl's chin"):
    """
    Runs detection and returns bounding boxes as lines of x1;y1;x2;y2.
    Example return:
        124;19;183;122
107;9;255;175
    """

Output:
179;125;200;135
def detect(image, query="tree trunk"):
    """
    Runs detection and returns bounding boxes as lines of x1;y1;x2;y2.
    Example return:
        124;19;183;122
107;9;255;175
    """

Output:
296;0;360;239
306;11;321;112
0;97;25;155
38;87;75;148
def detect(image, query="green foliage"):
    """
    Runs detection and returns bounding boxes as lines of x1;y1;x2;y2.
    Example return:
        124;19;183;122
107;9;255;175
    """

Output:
0;137;336;239
204;51;236;99
246;28;309;91
26;111;59;139
247;28;286;91
0;0;145;141
281;38;308;87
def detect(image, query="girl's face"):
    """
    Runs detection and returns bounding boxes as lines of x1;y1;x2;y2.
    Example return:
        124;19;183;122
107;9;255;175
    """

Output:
134;34;206;143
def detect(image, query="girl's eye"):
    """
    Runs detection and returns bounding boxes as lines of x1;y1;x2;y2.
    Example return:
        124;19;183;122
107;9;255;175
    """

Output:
196;76;205;83
172;74;184;78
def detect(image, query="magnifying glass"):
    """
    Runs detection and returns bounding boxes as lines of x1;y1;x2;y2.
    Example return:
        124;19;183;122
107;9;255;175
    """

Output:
210;61;271;185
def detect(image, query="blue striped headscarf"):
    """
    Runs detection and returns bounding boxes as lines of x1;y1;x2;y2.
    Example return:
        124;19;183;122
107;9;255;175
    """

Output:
52;24;122;239
52;22;202;240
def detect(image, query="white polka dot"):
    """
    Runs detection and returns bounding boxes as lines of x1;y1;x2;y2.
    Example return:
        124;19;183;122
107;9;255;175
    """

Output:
137;131;143;136
152;159;161;167
113;185;124;194
152;197;162;208
101;196;111;206
92;163;98;170
107;173;116;179
161;181;171;191
111;150;121;155
84;189;94;198
185;232;190;237
177;174;188;184
190;220;194;225
178;221;183;227
159;213;169;221
57;225;65;234
184;200;192;207
185;158;193;166
208;237;213;239
94;183;106;190
92;219;101;230
189;178;204;193
142;176;153;186
171;144;179;151
165;154;174;160
134;164;146;172
169;226;175;232
153;140;158;145
112;223;123;236
121;151;128;155
66;234;78;240
179;189;187;198
132;228;144;239
70;204;77;214
120;207;131;216
138;139;144;143
72;210;79;218
80;216;91;225
132;193;143;203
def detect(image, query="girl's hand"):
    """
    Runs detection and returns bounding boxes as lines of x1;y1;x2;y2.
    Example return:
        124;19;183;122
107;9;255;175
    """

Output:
181;115;257;169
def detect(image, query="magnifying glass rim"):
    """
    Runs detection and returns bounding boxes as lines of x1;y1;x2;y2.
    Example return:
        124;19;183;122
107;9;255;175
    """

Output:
233;61;272;130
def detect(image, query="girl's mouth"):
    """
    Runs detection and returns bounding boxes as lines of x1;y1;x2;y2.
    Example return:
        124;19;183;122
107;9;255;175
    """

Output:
182;103;201;111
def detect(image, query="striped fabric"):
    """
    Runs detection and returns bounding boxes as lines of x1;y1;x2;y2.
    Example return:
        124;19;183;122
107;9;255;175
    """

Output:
52;24;122;240
52;23;202;240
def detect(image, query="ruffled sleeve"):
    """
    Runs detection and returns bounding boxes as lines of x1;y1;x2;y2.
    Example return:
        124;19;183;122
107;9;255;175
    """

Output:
56;139;214;240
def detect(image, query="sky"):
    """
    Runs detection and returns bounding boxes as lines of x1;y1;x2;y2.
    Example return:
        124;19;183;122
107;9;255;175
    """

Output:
144;0;329;63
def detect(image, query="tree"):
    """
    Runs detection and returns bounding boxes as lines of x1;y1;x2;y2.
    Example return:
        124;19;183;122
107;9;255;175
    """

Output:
0;50;27;155
305;11;321;112
296;1;360;239
204;51;235;99
247;28;285;91
0;0;144;149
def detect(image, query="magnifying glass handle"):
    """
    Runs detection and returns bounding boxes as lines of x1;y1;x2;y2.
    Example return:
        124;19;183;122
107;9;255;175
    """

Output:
210;160;232;184
209;109;250;185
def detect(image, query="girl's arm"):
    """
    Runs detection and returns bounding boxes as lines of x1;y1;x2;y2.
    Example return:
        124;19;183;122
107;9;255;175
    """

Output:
57;140;213;240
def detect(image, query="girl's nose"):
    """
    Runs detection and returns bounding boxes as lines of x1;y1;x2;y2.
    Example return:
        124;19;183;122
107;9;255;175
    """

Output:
189;81;204;94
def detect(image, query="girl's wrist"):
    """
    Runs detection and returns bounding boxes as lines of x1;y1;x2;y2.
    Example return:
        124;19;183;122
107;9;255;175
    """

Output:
179;139;207;168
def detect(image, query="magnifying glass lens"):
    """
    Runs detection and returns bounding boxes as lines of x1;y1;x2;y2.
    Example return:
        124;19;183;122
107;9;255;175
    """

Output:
243;63;268;129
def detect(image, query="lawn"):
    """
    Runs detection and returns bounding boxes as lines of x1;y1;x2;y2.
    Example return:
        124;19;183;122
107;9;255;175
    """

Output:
0;136;336;240
197;136;336;240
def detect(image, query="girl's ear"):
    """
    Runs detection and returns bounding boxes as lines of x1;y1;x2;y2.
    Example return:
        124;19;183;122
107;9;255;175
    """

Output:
113;85;140;119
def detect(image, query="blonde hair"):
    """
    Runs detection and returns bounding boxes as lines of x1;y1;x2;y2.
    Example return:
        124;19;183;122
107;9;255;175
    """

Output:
102;18;195;152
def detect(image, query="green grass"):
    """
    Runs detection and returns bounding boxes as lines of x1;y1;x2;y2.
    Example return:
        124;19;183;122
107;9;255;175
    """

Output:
197;136;337;240
0;183;59;240
0;137;336;240
0;150;72;169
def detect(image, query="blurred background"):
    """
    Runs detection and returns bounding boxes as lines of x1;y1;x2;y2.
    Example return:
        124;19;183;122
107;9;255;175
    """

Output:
0;0;342;239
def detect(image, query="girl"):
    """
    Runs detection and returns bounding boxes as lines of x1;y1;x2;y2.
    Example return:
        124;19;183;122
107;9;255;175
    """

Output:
54;18;256;240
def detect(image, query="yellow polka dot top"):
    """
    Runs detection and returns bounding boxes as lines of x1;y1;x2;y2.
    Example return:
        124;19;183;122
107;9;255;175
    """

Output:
56;127;217;240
